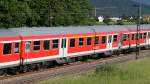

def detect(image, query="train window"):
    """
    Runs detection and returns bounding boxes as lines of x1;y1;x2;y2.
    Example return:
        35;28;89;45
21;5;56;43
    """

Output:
3;43;12;55
87;37;92;45
61;39;66;48
108;35;112;43
113;35;118;42
143;33;147;39
132;34;135;40
14;42;19;53
136;33;139;40
148;32;150;38
79;38;84;46
94;36;99;44
140;33;143;39
102;36;106;44
123;34;127;41
70;38;75;47
25;41;31;52
33;41;41;51
52;39;59;49
43;40;50;50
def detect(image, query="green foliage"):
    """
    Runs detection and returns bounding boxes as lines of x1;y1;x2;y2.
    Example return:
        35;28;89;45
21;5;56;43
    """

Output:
41;58;150;84
103;18;112;25
0;0;93;28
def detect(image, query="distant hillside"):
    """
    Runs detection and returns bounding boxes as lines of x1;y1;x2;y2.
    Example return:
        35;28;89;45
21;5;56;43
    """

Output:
90;0;150;17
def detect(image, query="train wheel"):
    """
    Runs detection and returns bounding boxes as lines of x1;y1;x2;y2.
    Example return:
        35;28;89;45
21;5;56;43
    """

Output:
0;69;6;76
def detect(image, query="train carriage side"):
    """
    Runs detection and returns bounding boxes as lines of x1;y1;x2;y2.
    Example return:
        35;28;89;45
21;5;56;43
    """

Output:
0;30;21;71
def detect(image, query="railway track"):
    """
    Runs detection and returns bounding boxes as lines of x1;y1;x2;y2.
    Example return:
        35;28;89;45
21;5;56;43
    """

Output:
0;50;150;84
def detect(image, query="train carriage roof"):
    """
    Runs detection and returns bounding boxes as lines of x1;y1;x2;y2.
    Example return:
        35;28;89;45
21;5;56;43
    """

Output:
0;25;150;37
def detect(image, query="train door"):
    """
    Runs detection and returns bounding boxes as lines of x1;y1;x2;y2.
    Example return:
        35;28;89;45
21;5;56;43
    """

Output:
107;35;113;50
118;33;123;48
148;32;150;46
59;38;68;57
24;41;31;64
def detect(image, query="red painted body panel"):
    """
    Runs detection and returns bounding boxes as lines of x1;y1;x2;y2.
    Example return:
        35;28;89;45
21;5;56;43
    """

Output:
0;29;149;65
0;42;20;63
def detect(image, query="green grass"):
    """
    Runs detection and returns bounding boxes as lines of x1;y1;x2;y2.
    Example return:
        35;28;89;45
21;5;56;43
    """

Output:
40;58;150;84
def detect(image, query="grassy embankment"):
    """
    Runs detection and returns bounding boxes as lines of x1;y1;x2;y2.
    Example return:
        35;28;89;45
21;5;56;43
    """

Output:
41;58;150;84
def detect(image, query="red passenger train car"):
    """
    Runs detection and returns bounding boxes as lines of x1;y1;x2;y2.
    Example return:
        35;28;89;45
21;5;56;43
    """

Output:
0;25;150;74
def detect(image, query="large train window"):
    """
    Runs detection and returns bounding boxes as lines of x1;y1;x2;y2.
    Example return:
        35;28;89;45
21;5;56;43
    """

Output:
79;38;84;46
3;43;12;55
14;42;20;53
70;38;75;47
52;39;59;49
43;40;50;50
102;36;106;44
113;35;118;42
94;36;99;44
87;37;92;45
33;41;41;51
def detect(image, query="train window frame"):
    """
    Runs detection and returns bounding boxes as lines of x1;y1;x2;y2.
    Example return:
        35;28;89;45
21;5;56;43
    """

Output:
33;41;41;51
102;36;106;44
14;42;20;53
113;35;118;42
87;37;92;45
52;39;59;49
70;38;75;48
3;43;12;55
94;36;99;44
79;38;84;46
43;40;50;50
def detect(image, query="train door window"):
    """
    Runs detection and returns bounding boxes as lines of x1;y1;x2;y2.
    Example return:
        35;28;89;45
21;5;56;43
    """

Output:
140;33;143;39
3;43;12;55
70;38;75;47
148;32;150;38
79;38;84;46
33;41;41;51
94;36;99;44
43;40;50;50
25;41;31;52
102;36;106;44
136;33;139;40
52;39;59;49
143;33;147;39
14;42;20;53
61;39;66;48
127;34;130;40
113;35;118;42
123;34;127;41
87;37;92;45
108;35;112;43
132;34;135;40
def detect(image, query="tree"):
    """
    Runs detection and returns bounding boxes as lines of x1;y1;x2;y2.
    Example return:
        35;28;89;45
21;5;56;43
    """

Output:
0;0;93;28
